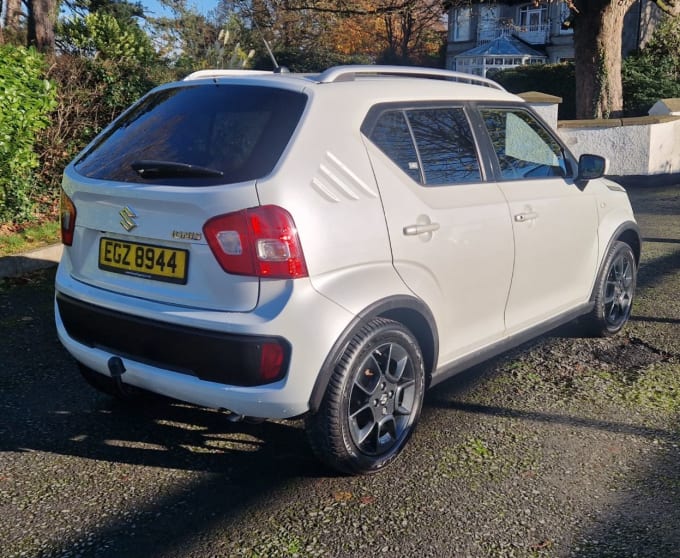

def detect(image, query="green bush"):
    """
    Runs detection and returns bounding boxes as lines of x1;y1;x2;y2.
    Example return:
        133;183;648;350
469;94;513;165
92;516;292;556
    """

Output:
34;55;176;219
0;45;57;223
488;63;576;120
623;16;680;116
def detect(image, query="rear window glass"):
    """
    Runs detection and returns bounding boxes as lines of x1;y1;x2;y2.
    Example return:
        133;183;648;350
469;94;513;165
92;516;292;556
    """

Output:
74;84;308;186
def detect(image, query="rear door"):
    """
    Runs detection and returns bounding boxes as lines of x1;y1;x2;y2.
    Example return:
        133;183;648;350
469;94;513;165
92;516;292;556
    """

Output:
363;104;514;365
476;106;599;332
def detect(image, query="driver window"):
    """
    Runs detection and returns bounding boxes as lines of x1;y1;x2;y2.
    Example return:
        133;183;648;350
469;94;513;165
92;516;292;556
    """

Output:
481;108;569;180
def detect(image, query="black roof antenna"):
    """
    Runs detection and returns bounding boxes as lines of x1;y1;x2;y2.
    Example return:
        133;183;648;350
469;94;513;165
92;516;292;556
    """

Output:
236;0;289;73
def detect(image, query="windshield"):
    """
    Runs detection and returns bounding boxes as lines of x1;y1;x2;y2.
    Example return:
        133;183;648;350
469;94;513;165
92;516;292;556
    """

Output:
74;84;308;186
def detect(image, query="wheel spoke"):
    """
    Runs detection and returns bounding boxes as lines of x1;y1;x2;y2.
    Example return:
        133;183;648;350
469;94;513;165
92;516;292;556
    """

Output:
352;360;381;396
375;416;397;451
394;379;416;415
352;421;377;448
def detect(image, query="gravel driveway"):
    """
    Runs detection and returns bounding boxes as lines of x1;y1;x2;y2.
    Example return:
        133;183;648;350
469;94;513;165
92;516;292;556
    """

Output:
1;184;678;558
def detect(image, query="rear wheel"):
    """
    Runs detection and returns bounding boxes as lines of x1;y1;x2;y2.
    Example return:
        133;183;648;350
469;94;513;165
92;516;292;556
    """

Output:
306;318;425;474
78;363;151;403
584;241;637;337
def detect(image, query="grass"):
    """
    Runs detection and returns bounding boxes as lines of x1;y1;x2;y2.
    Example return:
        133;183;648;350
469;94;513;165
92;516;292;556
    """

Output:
0;219;60;257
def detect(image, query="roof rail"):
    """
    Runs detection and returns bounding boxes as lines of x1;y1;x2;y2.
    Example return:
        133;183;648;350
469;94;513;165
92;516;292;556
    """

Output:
316;65;506;91
183;69;272;81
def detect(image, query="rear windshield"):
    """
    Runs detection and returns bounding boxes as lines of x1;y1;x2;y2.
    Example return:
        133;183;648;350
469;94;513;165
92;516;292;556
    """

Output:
74;84;308;186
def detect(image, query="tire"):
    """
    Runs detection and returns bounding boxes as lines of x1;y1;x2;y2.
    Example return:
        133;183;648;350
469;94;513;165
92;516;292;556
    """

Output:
78;363;152;403
583;241;637;337
305;318;425;475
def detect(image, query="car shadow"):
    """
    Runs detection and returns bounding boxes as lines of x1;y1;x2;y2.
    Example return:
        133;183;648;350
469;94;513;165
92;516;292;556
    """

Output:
0;268;332;556
1;366;329;557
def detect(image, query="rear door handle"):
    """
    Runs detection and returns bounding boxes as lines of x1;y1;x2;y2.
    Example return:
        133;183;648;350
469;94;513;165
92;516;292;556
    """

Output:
514;212;539;222
403;222;441;236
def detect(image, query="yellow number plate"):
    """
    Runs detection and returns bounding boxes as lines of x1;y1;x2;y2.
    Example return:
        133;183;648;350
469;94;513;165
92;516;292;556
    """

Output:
98;238;188;284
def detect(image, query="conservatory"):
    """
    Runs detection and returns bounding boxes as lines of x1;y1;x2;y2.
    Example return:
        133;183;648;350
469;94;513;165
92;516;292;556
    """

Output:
453;35;547;77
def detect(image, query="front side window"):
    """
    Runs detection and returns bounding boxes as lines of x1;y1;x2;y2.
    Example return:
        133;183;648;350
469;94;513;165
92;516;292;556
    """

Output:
368;107;482;186
480;108;569;180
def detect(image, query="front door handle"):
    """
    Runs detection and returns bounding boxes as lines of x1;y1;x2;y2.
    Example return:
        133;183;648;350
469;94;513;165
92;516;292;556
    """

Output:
403;222;441;236
514;211;539;222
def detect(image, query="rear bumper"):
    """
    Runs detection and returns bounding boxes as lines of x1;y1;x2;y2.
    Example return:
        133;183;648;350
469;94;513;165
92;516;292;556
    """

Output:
54;265;354;419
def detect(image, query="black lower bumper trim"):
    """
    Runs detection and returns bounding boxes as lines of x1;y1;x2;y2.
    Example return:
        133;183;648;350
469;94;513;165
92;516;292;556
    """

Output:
56;292;290;386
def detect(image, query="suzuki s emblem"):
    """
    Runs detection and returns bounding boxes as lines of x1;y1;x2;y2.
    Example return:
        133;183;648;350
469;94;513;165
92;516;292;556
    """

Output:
119;206;138;232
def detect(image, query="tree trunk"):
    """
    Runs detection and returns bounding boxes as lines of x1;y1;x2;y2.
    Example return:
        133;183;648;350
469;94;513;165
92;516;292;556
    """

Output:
573;0;635;119
5;0;22;28
27;0;56;52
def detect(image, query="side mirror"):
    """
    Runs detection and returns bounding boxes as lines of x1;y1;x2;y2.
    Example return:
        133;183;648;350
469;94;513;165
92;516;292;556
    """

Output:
576;154;607;189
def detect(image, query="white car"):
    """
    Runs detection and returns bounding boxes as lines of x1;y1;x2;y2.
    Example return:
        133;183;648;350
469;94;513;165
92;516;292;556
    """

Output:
55;65;640;474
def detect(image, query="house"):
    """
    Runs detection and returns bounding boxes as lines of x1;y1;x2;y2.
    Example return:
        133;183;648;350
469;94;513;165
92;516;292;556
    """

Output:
446;0;663;77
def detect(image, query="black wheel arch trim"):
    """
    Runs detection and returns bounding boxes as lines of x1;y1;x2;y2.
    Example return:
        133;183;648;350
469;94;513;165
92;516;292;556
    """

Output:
590;221;641;302
308;295;438;413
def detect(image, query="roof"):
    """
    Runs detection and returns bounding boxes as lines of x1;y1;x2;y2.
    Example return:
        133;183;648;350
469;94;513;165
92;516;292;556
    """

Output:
456;36;547;58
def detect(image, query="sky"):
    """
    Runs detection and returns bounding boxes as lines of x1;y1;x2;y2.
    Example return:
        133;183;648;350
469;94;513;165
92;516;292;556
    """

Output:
140;0;216;18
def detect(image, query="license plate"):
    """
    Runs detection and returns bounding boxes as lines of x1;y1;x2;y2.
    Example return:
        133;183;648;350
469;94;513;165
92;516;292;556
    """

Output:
98;238;188;284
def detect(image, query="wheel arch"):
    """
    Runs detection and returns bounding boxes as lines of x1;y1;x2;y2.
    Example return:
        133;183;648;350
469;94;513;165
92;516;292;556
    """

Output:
307;295;438;413
616;223;642;266
590;221;641;302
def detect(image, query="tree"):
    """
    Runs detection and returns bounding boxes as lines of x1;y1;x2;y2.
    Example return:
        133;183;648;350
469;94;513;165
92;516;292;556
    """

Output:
2;0;24;44
566;0;679;118
27;0;58;52
58;11;155;61
459;1;679;118
623;13;680;115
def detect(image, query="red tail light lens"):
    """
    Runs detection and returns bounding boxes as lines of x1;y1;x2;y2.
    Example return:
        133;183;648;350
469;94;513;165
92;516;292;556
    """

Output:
203;205;308;279
60;189;77;246
259;342;285;382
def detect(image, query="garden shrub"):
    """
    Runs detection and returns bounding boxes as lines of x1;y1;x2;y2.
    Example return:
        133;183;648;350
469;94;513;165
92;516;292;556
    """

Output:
488;63;576;120
34;55;176;220
0;45;57;223
623;16;680;116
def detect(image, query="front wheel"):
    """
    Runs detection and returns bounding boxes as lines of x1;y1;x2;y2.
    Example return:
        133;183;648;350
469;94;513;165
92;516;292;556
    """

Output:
583;241;637;337
305;318;425;474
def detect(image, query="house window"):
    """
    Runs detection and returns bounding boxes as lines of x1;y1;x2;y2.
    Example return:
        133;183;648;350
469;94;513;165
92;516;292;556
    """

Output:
519;3;547;31
478;5;500;42
452;6;473;41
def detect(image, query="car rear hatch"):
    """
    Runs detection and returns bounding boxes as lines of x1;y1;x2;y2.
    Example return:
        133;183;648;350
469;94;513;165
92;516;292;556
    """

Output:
62;80;308;312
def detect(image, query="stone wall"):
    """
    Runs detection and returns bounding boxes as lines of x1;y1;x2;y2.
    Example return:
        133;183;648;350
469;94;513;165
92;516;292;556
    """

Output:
522;94;680;185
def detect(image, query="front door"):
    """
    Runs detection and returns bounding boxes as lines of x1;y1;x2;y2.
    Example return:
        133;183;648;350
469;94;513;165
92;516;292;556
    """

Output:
478;107;599;334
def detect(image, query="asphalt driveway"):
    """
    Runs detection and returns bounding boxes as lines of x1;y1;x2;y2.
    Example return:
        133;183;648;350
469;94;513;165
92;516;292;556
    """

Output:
1;184;678;558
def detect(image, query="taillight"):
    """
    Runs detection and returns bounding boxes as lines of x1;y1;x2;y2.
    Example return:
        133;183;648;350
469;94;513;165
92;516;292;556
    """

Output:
259;342;285;382
204;205;308;279
60;189;76;246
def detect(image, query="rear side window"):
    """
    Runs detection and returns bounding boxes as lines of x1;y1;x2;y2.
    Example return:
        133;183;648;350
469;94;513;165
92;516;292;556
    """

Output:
367;107;481;186
369;111;421;183
74;85;308;186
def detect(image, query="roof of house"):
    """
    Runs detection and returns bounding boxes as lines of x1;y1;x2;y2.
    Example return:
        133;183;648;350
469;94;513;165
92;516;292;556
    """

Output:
455;35;547;58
